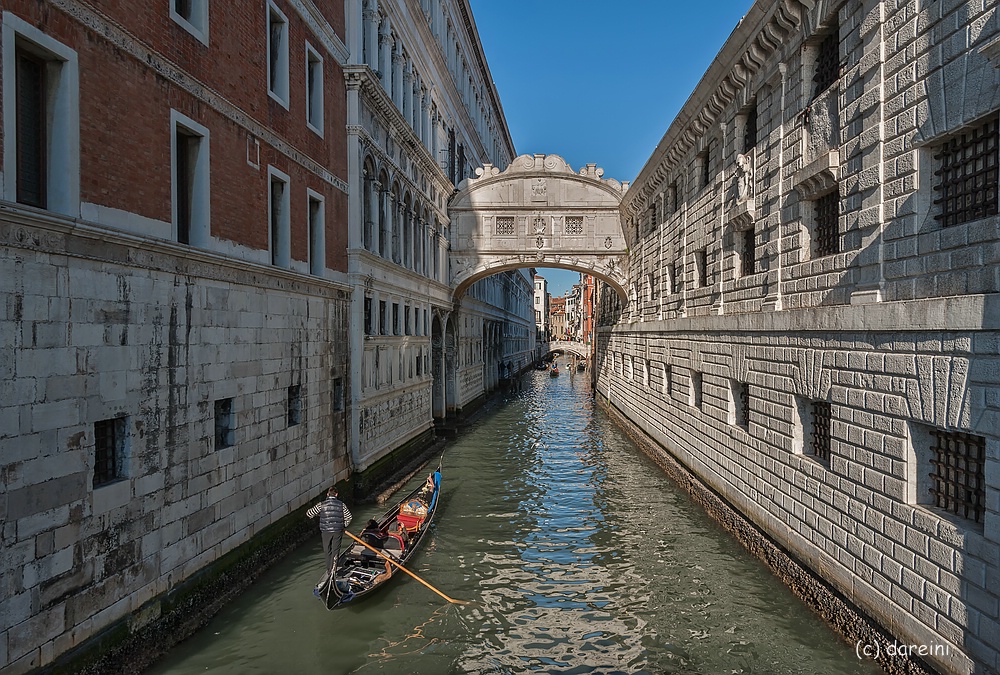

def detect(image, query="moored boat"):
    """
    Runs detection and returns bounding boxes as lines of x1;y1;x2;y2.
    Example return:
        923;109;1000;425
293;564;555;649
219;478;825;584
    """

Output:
315;464;442;609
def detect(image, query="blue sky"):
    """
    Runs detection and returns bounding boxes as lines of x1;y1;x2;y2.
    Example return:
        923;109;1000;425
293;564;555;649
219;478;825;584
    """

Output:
468;0;755;296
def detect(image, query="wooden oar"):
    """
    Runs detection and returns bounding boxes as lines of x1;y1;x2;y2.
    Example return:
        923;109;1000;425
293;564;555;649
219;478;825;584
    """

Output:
344;531;469;606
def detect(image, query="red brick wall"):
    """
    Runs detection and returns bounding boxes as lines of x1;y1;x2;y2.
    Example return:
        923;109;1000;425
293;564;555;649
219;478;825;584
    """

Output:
2;0;348;272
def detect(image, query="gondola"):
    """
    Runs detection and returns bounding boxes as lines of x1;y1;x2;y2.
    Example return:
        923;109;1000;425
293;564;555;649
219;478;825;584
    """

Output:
549;365;559;377
315;465;442;609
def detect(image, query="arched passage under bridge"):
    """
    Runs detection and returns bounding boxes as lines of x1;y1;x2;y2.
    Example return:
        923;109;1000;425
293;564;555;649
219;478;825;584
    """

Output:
448;154;630;301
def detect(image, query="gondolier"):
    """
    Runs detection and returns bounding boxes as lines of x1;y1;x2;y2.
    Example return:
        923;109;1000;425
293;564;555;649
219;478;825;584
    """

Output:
307;486;353;576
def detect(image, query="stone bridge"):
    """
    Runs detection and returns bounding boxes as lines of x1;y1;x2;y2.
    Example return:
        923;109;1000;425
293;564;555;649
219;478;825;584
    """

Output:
449;154;630;299
545;340;590;359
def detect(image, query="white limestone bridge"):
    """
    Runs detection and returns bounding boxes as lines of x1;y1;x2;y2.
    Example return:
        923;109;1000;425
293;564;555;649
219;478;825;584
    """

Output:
449;154;630;299
545;341;590;359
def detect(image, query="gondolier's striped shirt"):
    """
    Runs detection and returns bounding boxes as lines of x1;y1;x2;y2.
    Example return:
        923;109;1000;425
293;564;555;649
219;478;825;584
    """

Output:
306;499;352;531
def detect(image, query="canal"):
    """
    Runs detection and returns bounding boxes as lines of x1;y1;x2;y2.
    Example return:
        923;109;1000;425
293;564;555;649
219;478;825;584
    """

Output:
148;365;881;674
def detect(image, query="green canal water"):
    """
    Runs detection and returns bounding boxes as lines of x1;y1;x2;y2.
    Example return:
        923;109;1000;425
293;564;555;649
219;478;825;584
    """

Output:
147;367;882;674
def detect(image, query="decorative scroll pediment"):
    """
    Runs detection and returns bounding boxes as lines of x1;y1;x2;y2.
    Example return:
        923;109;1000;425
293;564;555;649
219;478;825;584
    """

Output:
793;150;840;200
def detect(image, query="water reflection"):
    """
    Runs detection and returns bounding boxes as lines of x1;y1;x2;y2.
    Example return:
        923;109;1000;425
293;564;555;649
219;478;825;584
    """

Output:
149;367;881;675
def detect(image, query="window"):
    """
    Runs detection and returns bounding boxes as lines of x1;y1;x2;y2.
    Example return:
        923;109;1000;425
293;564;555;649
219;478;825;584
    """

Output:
305;43;324;134
93;417;127;488
690;372;703;409
267;1;289;107
364;297;373;335
696;249;709;288
4;14;80;216
663;363;671;395
287;385;301;426
934;117;998;228
668;181;678;213
565;216;584;235
927;429;986;524
812;23;840;97
215;398;234;449
741;227;756;276
700;145;712;189
674;260;683;292
307;192;325;276
405;306;412;335
810;401;831;463
647;273;657;302
172;111;210;247
393;303;400;335
171;0;209;45
268;167;290;267
496;216;515;235
732;381;750;429
379;300;388;335
742;103;758;153
814;191;840;257
332;377;344;412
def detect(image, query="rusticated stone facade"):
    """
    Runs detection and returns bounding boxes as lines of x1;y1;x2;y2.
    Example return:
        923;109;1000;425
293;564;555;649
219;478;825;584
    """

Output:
602;0;1000;673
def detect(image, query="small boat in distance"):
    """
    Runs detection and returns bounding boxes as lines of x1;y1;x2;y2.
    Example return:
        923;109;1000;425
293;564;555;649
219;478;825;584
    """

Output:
315;464;442;609
550;363;559;377
577;359;586;371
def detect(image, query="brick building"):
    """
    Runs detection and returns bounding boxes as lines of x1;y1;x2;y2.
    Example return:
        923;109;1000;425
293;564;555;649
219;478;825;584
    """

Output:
1;1;352;671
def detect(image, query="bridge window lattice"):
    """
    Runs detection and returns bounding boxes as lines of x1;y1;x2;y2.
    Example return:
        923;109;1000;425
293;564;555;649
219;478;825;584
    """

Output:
929;429;986;524
933;117;998;228
565;216;584;235
496;216;515;235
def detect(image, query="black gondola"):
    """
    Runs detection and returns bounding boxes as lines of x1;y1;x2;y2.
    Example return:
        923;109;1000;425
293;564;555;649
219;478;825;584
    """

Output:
314;465;442;609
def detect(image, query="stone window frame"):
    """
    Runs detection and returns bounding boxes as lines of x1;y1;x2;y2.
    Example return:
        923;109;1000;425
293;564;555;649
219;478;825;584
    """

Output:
379;300;388;335
2;12;80;217
740;226;756;277
307;189;325;276
171;0;209;46
802;17;841;105
907;423;987;526
305;41;324;137
695;248;710;288
93;417;129;488
266;0;290;109
931;115;999;229
363;296;373;335
332;377;344;412
792;395;831;467
171;110;211;248
662;363;672;396
690;371;704;409
729;380;750;429
267;165;291;267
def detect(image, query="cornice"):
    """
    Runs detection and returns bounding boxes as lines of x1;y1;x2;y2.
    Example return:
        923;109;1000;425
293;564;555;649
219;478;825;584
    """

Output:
288;0;350;65
50;0;349;194
623;0;812;217
793;150;840;200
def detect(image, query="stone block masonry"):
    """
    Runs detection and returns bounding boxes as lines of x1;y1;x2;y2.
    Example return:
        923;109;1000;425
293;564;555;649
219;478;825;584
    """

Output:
0;212;351;674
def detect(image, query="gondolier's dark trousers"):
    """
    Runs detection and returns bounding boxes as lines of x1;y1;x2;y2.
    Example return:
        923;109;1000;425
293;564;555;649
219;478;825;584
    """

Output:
321;530;343;575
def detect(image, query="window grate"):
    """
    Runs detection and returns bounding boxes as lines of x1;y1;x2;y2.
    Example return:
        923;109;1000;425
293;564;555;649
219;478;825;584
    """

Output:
287;385;301;426
933;118;999;228
496;216;515;235
741;227;756;276
215;398;233;449
16;50;47;209
698;249;708;287
813;26;839;96
811;401;831;462
739;383;750;428
743;105;758;153
814;192;840;257
94;418;124;487
701;147;711;188
929;429;985;523
565;216;583;235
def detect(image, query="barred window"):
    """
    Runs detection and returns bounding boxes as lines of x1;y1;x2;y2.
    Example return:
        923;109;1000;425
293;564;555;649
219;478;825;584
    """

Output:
565;216;584;235
650;203;658;229
691;372;704;409
741;227;756;276
814;192;840;257
811;401;831;463
364;297;372;335
668;182;679;213
496;216;515;235
813;24;839;97
697;249;709;287
94;417;127;487
732;381;750;429
700;146;711;189
933;118;998;228
929;429;986;523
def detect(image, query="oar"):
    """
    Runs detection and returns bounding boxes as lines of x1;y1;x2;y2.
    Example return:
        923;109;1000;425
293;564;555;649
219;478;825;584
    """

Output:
344;531;469;606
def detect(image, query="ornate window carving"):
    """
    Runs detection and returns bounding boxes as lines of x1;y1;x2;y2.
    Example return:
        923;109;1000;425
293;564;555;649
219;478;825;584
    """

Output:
495;215;515;235
565;215;583;235
933;117;999;228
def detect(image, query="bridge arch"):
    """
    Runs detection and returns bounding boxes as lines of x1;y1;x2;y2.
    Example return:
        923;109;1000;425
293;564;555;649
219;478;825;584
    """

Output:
448;154;630;300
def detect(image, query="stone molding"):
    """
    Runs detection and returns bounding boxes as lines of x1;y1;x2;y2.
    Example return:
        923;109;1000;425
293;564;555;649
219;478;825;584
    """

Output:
730;198;755;231
0;205;350;298
792;150;840;200
981;35;1000;68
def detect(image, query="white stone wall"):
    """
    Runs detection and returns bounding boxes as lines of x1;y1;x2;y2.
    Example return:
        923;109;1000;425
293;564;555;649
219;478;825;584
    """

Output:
612;0;1000;672
0;214;351;673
